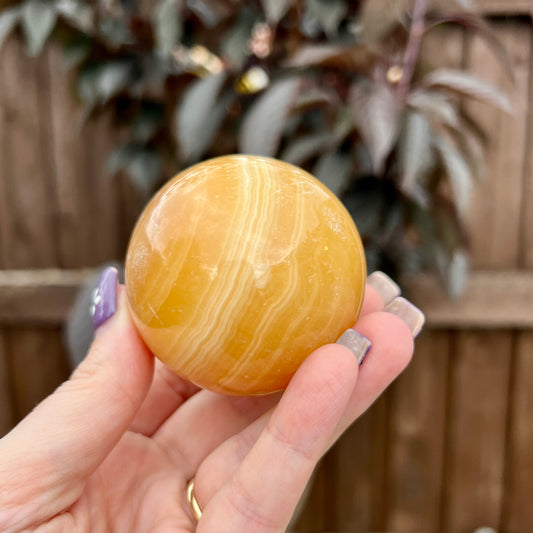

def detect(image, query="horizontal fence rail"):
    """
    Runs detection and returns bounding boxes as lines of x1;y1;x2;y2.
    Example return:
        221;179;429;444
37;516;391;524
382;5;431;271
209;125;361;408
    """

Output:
1;269;532;328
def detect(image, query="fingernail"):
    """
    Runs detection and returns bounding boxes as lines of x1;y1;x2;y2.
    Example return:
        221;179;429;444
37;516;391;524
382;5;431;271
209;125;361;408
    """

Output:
91;267;118;330
336;329;372;365
385;296;425;338
367;271;401;306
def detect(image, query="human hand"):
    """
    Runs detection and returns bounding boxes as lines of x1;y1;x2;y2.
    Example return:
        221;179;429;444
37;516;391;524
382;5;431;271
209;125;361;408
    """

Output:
0;268;423;532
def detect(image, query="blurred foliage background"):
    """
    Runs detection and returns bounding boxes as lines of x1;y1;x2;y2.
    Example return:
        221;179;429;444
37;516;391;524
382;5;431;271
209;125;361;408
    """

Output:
0;0;512;294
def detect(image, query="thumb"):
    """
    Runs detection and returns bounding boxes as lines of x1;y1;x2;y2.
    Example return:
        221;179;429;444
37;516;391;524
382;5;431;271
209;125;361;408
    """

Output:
0;268;154;521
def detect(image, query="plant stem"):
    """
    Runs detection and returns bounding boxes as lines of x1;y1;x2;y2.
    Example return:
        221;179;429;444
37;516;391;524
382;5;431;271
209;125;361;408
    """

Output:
397;0;428;103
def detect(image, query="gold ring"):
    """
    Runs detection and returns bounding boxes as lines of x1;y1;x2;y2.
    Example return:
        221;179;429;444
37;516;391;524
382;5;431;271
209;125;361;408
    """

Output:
186;478;203;521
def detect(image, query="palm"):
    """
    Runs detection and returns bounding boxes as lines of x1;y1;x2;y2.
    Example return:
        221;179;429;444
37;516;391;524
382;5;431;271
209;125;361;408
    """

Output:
53;373;279;532
72;431;195;531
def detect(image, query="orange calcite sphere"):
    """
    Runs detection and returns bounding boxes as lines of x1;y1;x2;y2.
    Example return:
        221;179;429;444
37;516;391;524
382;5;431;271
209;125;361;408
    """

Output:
125;155;366;395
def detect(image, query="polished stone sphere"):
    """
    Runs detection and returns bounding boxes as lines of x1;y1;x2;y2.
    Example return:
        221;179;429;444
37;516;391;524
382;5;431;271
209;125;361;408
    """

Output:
125;155;366;395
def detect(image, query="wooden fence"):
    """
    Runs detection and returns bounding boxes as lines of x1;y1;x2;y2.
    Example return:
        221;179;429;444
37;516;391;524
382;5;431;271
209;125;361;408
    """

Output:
0;2;532;532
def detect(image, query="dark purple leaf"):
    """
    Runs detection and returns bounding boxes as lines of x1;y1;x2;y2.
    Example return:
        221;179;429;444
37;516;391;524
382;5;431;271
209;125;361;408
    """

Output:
175;71;228;161
281;132;333;166
260;0;296;24
239;77;301;157
349;79;400;173
0;6;21;49
305;0;347;37
22;0;57;56
398;111;433;203
421;68;512;112
433;134;472;215
408;90;459;127
154;0;183;55
284;43;376;72
313;152;352;196
56;0;94;33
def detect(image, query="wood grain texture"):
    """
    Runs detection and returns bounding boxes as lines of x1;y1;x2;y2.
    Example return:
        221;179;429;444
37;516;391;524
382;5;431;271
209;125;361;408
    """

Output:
2;269;532;327
290;457;330;532
333;395;388;531
477;0;533;15
441;331;511;533
0;330;13;437
405;270;533;328
0;269;94;325
0;36;58;268
47;44;125;267
6;327;70;422
464;21;530;269
501;331;533;533
385;331;449;531
520;22;533;269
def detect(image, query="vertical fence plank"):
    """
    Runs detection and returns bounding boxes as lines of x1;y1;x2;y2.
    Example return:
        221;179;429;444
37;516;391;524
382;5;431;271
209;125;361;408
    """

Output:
291;456;330;532
464;20;531;269
442;331;511;533
0;330;13;437
520;21;533;269
46;45;124;267
385;331;449;531
502;331;533;532
7;327;70;422
333;395;388;531
0;36;58;269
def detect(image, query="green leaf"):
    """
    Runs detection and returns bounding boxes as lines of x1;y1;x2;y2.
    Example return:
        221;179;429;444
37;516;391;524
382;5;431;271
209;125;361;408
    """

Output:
293;87;337;111
408;91;459;128
98;61;134;102
446;248;469;298
221;8;255;69
78;61;134;105
186;0;231;28
109;142;162;195
109;142;138;175
132;104;165;143
154;0;182;56
281;132;333;166
260;0;296;24
342;176;401;239
398;111;433;202
175;71;228;161
434;232;469;299
421;68;511;112
22;0;57;56
239;77;301;157
348;79;400;174
126;149;162;195
460;126;486;181
313;151;352;196
0;6;21;50
56;0;94;32
433;135;472;215
305;0;346;37
63;35;91;67
283;43;375;72
98;17;134;47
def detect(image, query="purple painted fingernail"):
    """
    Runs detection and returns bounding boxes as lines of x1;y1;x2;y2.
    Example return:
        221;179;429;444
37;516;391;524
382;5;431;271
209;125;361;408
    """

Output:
336;329;372;365
91;267;118;330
